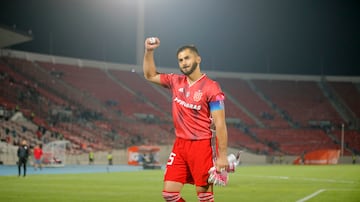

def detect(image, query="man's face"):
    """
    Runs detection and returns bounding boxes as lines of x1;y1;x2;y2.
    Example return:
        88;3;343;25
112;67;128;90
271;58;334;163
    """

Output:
177;49;200;76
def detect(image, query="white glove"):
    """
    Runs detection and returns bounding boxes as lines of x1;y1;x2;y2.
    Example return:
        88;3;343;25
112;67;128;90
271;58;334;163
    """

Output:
208;167;229;186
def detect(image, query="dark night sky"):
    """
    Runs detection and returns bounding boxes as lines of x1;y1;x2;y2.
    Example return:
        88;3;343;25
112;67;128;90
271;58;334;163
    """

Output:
1;0;359;76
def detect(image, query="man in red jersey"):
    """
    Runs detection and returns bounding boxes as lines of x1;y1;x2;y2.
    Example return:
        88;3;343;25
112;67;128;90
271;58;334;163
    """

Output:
143;37;229;202
33;144;43;170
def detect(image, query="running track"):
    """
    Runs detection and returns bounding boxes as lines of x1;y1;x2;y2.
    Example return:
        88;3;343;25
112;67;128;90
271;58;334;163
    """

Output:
0;165;148;176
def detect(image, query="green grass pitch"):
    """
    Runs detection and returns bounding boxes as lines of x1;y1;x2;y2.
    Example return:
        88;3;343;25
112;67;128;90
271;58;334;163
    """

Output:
0;165;359;202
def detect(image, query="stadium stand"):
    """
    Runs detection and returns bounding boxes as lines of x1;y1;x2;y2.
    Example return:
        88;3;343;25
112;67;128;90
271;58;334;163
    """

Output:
251;128;339;155
332;129;360;155
253;79;345;128
217;77;290;128
1;49;359;157
37;61;166;119
328;81;360;119
109;69;171;117
227;126;271;154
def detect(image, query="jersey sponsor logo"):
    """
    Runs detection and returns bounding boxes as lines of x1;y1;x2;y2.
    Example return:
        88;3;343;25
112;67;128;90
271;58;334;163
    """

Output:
174;97;201;110
193;90;203;102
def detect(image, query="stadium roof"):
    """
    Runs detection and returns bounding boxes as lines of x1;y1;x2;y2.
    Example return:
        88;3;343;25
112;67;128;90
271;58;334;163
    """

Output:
0;0;359;76
0;25;33;48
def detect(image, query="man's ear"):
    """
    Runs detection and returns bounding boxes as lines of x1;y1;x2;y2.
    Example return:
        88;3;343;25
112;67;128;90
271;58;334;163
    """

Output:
197;56;201;64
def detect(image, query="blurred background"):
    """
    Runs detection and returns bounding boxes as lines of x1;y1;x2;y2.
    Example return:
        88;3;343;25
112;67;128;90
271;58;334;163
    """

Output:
0;0;359;166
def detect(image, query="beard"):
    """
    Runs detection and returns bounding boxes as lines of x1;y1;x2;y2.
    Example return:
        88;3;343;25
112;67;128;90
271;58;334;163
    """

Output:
180;62;198;76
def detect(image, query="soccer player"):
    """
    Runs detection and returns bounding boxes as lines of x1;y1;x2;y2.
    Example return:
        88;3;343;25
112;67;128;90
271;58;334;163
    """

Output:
143;37;229;202
33;143;43;170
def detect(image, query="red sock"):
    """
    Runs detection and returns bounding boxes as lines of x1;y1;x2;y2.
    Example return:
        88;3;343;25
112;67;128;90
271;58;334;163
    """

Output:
197;192;214;202
162;191;185;202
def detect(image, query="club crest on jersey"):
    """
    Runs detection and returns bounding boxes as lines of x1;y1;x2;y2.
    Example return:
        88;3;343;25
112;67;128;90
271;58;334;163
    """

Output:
193;90;203;102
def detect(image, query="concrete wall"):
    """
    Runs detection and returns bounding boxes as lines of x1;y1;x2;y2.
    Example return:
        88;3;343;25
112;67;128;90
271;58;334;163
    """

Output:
2;142;358;166
0;143;268;166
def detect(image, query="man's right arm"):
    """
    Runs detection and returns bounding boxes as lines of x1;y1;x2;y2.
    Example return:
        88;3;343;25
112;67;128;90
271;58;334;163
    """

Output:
143;37;161;85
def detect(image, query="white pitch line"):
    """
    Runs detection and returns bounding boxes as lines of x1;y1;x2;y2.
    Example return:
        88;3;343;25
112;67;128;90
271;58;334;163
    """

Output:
239;174;355;184
296;189;326;202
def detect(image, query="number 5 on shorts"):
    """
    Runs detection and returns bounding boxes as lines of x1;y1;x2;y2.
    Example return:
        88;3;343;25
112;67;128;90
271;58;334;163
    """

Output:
167;152;176;165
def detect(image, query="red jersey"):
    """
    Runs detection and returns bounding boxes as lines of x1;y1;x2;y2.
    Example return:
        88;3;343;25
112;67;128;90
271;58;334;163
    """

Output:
160;73;225;140
33;147;43;160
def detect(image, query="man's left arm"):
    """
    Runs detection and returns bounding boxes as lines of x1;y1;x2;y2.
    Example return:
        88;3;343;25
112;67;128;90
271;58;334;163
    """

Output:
211;108;229;171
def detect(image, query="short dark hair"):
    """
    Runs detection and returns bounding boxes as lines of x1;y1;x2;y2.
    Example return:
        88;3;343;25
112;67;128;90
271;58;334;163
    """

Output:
176;45;199;57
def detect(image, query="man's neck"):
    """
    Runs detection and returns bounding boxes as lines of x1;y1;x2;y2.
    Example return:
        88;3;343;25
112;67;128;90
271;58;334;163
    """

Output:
187;72;204;85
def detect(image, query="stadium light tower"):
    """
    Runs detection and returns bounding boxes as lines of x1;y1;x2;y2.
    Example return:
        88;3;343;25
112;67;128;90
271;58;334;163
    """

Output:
341;123;344;157
136;0;145;67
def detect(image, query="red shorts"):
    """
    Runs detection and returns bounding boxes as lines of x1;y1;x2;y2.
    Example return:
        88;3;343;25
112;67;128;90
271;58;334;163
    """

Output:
164;137;215;186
